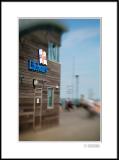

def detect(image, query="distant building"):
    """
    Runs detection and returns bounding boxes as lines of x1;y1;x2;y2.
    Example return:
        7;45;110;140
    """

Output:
19;19;66;131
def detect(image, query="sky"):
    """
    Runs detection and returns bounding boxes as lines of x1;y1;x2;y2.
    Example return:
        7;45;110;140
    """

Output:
57;19;101;100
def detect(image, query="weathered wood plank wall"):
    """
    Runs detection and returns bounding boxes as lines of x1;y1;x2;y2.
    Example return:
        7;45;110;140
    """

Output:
19;29;61;131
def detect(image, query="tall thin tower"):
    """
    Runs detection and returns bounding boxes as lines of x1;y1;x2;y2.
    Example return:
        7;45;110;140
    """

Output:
72;56;75;101
75;75;79;100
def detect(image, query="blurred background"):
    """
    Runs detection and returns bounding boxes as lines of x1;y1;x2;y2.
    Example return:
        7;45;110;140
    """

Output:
20;19;101;141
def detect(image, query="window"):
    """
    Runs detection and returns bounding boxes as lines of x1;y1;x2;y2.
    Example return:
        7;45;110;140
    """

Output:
47;88;54;109
48;42;59;62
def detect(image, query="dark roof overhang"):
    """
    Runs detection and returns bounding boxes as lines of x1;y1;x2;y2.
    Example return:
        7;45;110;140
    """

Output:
19;19;68;37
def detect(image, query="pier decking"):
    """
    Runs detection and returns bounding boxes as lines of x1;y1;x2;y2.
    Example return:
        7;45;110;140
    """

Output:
19;108;100;141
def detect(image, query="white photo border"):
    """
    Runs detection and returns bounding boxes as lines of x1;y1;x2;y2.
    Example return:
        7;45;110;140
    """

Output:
2;1;117;159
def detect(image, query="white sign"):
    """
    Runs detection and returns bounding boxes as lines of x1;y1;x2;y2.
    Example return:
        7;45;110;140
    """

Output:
39;49;47;65
36;98;39;104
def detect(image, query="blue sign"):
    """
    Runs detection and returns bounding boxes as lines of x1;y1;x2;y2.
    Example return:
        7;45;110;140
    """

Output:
28;60;48;73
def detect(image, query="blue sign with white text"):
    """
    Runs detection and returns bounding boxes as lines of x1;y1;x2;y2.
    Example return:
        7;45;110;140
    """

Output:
28;60;48;73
